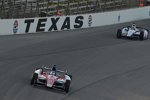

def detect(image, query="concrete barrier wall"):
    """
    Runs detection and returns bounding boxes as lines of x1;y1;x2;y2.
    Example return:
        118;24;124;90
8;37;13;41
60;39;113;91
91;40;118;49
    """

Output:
92;6;150;27
0;6;150;35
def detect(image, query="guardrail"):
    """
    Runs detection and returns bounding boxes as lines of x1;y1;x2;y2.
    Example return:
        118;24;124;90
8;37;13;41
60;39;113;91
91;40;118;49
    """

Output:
0;6;150;35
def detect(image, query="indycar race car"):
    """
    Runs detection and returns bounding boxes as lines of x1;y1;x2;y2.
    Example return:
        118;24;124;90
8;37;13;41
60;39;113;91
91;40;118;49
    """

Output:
117;24;149;40
30;65;72;93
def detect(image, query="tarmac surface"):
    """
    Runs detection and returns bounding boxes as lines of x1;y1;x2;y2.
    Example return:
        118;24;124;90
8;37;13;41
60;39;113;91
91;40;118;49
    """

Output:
0;19;150;100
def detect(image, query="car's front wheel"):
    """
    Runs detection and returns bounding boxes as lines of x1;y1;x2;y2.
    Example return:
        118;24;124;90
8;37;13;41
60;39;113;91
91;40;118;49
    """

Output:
139;31;144;40
64;80;70;93
30;73;38;86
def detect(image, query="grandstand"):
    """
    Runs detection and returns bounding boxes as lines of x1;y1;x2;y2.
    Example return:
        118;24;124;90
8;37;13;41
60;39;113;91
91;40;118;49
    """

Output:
39;0;128;16
0;0;37;18
0;0;140;19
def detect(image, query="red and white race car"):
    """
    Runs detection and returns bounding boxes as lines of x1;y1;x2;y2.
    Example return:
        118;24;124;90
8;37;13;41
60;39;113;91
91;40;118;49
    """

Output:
30;65;72;93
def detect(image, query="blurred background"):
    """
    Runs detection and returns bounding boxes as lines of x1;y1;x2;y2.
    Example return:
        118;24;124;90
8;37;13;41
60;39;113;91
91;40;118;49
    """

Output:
0;0;149;19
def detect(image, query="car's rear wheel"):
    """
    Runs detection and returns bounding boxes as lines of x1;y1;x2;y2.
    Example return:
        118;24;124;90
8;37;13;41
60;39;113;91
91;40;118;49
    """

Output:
64;80;70;93
139;31;144;40
30;73;38;86
117;29;122;38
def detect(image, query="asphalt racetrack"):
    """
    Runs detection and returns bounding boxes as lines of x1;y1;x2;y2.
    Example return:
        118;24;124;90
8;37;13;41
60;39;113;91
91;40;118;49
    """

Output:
1;19;150;100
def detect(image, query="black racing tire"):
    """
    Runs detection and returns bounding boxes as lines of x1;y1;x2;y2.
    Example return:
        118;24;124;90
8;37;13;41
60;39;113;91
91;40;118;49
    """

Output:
30;73;38;86
139;31;144;40
64;80;70;93
117;29;122;38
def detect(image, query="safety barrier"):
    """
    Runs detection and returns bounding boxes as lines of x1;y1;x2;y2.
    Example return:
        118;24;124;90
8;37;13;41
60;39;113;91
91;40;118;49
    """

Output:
0;6;150;35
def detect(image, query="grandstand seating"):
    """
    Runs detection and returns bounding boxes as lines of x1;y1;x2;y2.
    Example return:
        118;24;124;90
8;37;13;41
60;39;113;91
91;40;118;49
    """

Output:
38;0;128;16
0;0;138;18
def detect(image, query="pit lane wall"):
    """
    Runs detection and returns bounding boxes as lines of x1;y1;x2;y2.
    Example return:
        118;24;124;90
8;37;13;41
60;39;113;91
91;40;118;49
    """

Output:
0;6;150;35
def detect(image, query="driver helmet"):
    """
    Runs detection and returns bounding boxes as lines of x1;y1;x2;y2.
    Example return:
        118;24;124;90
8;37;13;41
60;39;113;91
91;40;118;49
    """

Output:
51;65;56;76
52;65;56;71
131;24;136;29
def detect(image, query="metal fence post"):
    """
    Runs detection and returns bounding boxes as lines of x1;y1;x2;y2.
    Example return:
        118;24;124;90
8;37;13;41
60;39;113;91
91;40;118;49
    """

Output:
36;0;39;17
